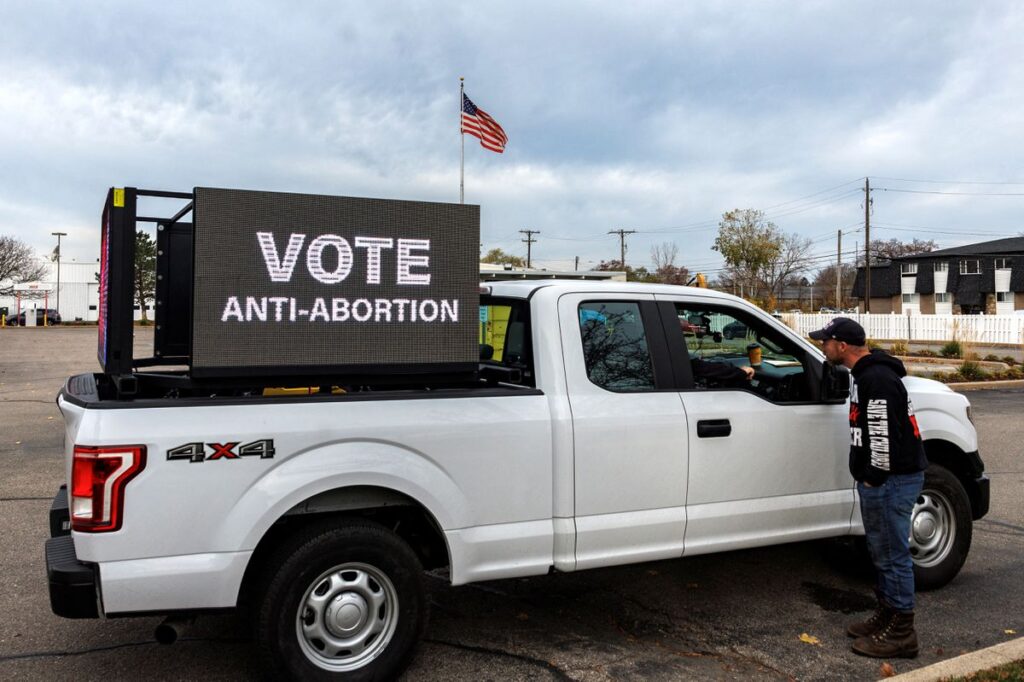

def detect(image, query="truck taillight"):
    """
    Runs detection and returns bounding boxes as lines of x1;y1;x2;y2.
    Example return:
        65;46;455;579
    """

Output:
71;445;146;532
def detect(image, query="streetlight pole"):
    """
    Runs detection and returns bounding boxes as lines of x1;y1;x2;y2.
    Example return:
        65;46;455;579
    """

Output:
51;232;66;316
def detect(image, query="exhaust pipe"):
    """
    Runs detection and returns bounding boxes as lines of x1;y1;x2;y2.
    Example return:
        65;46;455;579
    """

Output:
155;614;195;645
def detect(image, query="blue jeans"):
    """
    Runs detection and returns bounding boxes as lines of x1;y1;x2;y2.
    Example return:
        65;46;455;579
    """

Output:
858;471;925;612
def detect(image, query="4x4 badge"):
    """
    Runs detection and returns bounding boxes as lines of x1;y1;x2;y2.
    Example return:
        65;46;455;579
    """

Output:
166;439;275;463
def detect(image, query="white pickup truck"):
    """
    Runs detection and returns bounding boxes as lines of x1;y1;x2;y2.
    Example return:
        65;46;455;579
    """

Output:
47;280;989;680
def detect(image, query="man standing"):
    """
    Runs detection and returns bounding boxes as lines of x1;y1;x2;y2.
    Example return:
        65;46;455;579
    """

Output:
810;318;928;659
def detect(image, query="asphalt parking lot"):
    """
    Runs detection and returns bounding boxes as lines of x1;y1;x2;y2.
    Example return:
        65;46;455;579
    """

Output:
1;326;1021;680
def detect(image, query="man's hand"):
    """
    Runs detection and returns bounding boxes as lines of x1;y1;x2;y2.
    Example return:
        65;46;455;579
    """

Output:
740;366;755;380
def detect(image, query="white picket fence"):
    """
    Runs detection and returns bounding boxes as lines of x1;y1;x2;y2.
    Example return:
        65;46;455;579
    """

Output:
780;313;1024;345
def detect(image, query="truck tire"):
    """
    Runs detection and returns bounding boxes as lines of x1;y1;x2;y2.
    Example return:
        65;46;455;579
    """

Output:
911;464;973;591
255;519;427;681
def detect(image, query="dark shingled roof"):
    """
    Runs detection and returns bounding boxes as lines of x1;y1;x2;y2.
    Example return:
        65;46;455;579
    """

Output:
852;263;900;298
854;239;1024;300
900;236;1024;260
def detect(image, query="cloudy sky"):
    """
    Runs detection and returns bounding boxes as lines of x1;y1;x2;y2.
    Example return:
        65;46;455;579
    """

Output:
3;1;1024;278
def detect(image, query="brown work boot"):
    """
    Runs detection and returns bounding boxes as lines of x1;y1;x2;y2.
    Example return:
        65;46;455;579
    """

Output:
847;599;893;638
851;611;918;659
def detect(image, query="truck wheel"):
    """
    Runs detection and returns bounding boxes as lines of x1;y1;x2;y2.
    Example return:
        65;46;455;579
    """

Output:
255;520;427;681
911;464;973;591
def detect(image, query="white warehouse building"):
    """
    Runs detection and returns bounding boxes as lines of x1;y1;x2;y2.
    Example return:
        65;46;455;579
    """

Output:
0;259;154;323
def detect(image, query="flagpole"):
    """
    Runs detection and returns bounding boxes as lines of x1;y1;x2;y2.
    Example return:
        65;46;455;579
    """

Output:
459;77;465;204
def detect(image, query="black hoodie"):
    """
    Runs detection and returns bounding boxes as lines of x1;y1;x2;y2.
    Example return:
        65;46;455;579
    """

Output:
848;350;928;486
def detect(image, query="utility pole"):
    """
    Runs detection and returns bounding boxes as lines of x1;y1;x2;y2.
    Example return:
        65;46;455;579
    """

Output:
836;229;842;309
608;229;636;268
864;177;872;312
574;256;579;272
51;231;67;315
519;229;539;269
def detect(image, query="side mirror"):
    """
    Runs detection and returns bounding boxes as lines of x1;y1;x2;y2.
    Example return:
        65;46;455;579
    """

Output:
821;362;850;403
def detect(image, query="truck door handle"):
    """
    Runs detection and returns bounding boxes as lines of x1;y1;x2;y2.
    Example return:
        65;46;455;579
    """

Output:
697;419;731;438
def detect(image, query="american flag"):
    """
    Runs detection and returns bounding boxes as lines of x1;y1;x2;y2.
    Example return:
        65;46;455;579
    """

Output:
461;93;508;153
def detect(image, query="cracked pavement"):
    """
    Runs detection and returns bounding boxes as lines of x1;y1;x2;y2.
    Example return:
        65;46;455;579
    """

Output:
1;327;1021;680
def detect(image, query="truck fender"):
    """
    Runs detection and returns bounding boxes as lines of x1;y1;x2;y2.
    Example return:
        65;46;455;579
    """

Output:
916;406;977;454
221;440;470;552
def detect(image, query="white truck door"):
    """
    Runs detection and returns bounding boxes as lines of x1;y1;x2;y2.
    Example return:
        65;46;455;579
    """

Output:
558;293;690;571
655;296;853;556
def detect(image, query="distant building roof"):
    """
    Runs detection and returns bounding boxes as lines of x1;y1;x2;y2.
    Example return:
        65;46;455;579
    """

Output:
899;236;1024;260
851;264;900;298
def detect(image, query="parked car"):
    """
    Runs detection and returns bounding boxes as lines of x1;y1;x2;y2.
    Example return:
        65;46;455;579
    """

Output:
679;314;708;336
6;308;62;326
721;320;748;339
818;306;838;314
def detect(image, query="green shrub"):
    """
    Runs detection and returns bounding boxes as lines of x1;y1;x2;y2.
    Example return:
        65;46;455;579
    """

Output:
984;354;1000;362
1002;356;1017;366
890;341;909;356
940;340;963;358
867;339;882;351
958;360;985;381
915;349;938;358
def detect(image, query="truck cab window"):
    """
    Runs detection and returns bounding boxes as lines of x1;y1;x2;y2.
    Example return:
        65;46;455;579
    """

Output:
479;298;534;386
578;301;656;392
674;304;810;402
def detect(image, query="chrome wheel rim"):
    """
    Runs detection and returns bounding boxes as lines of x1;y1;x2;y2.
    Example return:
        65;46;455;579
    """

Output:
910;488;955;568
296;562;399;672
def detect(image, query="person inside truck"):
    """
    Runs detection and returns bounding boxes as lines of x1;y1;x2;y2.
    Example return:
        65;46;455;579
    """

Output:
681;313;754;385
692;356;755;384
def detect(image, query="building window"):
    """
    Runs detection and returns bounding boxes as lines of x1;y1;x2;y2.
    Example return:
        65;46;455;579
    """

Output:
996;292;1011;303
995;257;1012;270
960;259;981;275
934;262;949;273
935;293;950;303
900;263;918;275
902;293;919;304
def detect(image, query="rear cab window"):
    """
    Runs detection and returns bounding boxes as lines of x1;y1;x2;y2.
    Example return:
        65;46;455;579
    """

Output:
479;296;535;387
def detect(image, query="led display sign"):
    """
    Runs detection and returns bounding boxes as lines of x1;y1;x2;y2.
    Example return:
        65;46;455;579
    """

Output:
190;188;480;377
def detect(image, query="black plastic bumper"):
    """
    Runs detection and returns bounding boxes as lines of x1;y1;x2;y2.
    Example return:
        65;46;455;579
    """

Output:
965;451;991;520
971;474;991;520
46;488;99;619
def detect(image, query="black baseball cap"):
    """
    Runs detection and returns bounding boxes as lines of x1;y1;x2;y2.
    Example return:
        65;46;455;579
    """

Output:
808;317;866;345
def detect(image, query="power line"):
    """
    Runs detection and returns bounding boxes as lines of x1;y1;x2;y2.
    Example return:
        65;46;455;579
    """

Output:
757;177;866;211
871;222;1019;237
871;176;1024;186
877;188;1024;197
761;188;864;221
543;234;617;242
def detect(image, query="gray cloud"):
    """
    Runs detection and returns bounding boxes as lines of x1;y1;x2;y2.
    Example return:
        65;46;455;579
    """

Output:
2;1;1022;273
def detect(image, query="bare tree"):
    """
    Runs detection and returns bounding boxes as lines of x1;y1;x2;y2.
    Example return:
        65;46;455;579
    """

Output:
650;242;689;284
0;236;46;296
814;263;858;307
760;233;813;306
858;238;938;265
650;242;678;271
